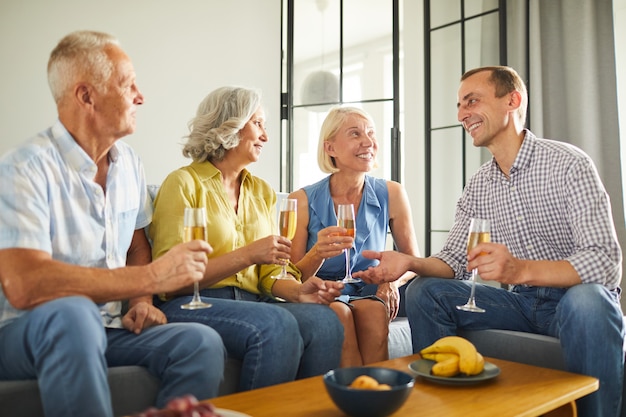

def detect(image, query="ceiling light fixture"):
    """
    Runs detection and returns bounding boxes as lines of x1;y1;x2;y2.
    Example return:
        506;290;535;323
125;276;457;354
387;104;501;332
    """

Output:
300;0;339;111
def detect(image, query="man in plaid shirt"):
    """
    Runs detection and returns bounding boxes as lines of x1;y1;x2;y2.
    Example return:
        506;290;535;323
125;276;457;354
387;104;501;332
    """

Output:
354;66;623;417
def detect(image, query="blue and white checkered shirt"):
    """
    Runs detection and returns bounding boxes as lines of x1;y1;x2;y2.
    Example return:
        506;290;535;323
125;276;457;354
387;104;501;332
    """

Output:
434;130;622;289
0;120;152;329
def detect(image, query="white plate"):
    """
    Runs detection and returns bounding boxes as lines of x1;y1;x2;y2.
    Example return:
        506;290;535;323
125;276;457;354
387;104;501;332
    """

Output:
408;359;500;385
215;408;252;417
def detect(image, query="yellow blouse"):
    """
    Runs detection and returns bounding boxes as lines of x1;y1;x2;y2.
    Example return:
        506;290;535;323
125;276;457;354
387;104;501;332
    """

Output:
149;161;301;297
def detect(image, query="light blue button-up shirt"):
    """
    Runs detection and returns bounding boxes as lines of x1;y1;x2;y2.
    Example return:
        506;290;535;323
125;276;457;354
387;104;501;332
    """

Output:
0;120;152;329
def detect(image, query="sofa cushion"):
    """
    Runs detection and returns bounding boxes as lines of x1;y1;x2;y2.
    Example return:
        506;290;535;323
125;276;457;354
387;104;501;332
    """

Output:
388;317;412;359
0;359;243;417
459;329;566;370
0;366;160;417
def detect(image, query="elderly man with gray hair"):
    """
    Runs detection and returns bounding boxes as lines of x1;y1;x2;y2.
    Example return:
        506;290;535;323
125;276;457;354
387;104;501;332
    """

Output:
0;30;226;417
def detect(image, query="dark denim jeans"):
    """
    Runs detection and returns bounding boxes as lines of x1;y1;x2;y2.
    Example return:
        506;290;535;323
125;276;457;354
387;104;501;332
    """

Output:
157;287;343;391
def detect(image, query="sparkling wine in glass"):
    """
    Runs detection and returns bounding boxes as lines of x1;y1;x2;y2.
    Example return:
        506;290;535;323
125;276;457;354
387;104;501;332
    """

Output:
456;218;490;313
181;207;212;310
337;203;360;283
272;198;297;279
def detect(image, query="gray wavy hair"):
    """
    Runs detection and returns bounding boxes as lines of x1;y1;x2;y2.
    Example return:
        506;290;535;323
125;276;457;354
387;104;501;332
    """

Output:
47;30;119;105
182;86;262;162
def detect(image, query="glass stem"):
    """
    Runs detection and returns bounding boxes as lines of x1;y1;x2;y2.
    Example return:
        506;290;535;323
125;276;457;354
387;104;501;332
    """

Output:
345;248;350;279
467;268;478;306
191;282;202;302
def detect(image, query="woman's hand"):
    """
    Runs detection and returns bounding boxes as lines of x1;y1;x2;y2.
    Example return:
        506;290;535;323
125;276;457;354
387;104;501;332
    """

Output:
311;226;353;260
376;282;400;321
245;235;292;266
297;276;344;304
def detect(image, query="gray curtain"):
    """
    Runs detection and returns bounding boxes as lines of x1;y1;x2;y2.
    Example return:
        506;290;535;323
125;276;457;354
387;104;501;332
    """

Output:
508;0;625;300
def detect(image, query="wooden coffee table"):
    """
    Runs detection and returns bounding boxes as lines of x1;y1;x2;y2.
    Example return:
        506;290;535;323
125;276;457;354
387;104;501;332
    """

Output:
209;354;598;417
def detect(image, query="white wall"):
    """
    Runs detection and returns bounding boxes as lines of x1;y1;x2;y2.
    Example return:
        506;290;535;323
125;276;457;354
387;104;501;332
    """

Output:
0;0;281;189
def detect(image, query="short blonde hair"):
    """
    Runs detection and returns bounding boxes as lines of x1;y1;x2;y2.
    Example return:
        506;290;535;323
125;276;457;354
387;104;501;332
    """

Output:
317;106;376;173
182;86;262;163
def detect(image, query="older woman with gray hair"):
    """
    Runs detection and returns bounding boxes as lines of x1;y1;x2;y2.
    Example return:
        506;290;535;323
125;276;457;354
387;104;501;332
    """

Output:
150;86;344;390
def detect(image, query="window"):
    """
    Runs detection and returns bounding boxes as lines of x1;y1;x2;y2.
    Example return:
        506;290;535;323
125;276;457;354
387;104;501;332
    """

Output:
281;0;402;192
424;0;509;254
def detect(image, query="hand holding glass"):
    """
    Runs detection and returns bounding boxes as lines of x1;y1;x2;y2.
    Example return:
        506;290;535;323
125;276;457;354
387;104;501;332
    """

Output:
272;199;297;280
337;204;360;283
181;207;212;310
456;218;490;313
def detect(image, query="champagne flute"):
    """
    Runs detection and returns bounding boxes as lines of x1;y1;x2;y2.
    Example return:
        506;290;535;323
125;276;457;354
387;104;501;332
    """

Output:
456;218;490;313
337;203;361;283
272;198;297;279
181;207;212;310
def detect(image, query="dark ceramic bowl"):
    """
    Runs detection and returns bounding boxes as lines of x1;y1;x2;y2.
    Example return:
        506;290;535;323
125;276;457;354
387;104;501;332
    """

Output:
323;367;415;417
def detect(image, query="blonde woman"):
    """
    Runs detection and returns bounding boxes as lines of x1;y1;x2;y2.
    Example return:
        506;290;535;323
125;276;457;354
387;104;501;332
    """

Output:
289;106;419;367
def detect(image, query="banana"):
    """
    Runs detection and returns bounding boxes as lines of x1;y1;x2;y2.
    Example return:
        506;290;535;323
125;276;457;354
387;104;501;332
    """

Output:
430;354;460;377
420;352;458;363
470;352;485;376
420;336;481;376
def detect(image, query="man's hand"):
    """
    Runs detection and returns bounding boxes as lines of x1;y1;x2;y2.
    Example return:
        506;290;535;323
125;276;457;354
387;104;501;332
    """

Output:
122;301;167;334
297;276;344;304
469;242;581;288
148;240;212;294
376;282;400;321
469;242;521;285
352;250;411;284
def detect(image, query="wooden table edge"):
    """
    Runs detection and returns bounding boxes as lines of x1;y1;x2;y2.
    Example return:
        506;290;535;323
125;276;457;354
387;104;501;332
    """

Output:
207;354;599;417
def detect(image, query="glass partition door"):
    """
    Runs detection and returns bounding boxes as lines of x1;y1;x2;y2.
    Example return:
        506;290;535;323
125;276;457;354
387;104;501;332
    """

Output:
282;0;401;192
424;0;506;254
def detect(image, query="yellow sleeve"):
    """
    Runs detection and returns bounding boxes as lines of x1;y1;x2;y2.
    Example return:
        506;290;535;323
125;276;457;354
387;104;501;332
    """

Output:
258;262;303;297
149;169;198;260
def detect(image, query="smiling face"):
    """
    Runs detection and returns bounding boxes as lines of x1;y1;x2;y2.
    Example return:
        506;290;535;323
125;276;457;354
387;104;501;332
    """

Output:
456;70;513;148
233;107;268;165
92;45;144;140
325;113;377;173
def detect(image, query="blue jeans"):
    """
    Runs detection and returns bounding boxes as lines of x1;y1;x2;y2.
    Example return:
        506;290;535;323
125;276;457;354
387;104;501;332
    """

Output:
156;287;343;390
406;277;625;417
0;296;225;417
